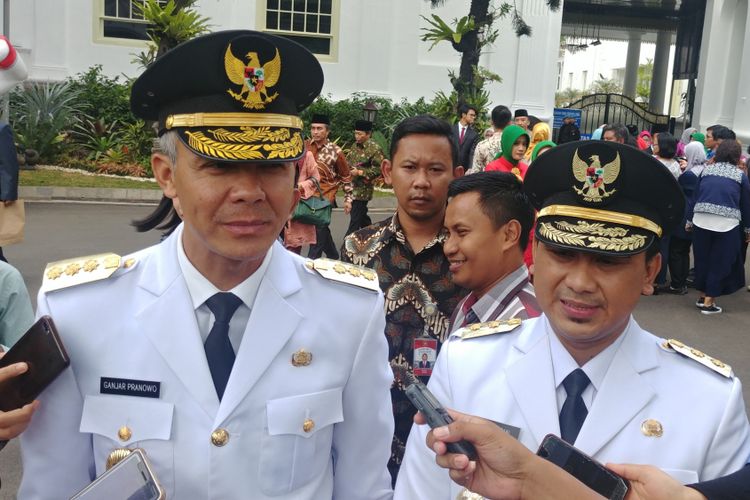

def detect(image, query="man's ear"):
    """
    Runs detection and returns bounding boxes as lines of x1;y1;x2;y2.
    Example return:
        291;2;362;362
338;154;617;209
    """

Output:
453;165;465;178
152;153;177;199
642;252;662;295
381;159;392;185
500;219;522;252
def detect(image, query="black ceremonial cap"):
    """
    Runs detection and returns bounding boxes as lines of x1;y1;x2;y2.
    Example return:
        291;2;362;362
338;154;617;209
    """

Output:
514;109;528;118
311;113;330;125
524;141;684;256
354;120;373;132
130;30;323;163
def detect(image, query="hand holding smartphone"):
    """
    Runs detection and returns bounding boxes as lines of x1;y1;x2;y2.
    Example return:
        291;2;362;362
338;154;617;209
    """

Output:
0;316;70;412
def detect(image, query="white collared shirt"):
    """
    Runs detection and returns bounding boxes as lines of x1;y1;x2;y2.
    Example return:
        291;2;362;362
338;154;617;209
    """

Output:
549;319;630;413
176;224;273;354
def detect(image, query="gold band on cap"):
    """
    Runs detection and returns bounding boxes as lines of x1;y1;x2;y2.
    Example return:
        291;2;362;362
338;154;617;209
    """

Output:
165;112;303;130
538;204;662;237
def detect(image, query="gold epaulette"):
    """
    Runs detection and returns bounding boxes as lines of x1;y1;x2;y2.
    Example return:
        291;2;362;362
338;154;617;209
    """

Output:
457;318;523;340
304;258;379;292
661;338;732;378
42;253;138;292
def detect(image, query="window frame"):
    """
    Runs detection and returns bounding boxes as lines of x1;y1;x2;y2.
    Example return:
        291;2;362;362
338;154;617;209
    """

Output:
256;0;340;62
93;0;162;47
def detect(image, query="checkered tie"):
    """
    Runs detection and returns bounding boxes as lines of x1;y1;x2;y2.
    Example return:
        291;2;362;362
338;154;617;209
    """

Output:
204;292;243;401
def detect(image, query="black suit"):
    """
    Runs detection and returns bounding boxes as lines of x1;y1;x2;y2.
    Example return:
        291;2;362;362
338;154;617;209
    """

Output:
452;123;478;169
0;123;20;263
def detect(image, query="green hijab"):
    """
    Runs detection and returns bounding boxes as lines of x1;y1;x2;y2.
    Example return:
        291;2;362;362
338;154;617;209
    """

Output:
500;125;529;165
691;132;705;145
531;140;556;162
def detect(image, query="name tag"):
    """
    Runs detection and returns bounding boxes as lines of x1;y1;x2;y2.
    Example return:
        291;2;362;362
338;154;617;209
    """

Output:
100;377;161;399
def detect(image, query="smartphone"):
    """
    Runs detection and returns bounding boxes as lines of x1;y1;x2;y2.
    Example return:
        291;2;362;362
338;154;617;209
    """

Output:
0;315;70;412
403;372;478;460
71;448;165;500
536;434;629;500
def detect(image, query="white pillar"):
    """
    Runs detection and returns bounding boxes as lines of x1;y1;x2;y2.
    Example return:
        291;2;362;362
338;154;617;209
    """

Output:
622;32;641;98
649;31;671;113
731;1;750;143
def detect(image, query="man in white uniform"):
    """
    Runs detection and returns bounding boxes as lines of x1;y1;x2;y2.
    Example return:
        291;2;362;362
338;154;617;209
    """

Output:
395;141;750;499
19;31;394;500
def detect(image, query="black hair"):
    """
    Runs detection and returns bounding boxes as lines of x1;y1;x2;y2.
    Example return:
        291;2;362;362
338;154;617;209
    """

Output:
645;239;661;260
626;124;638;137
711;125;736;142
715;140;742;165
457;103;477;118
655;132;677;159
491;105;512;129
447;171;535;250
603;124;629;142
389;114;459;168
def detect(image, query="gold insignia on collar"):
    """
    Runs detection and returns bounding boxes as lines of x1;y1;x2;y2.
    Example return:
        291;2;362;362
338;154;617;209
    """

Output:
572;149;620;202
458;318;522;340
225;43;280;110
641;419;663;437
291;348;312;367
664;339;732;378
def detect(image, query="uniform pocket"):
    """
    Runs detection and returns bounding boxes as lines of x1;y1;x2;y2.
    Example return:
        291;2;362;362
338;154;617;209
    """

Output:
80;395;175;492
259;388;344;495
662;468;699;484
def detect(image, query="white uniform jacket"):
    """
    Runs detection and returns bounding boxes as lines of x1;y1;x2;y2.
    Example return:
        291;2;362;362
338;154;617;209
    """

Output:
395;315;750;499
20;231;394;500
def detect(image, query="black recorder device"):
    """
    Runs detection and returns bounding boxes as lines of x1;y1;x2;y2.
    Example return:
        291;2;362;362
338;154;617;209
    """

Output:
403;372;478;460
0;315;70;412
537;434;629;500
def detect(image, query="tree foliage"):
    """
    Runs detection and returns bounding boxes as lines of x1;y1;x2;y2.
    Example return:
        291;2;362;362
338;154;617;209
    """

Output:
423;0;560;117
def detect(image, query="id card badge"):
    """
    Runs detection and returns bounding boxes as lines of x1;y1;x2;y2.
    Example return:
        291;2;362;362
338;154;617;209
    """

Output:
413;338;438;377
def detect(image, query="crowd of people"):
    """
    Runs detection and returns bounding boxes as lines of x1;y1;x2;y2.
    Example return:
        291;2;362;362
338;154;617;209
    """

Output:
0;29;749;500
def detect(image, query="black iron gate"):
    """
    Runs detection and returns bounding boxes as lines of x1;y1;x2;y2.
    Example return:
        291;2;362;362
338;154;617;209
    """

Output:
567;93;671;137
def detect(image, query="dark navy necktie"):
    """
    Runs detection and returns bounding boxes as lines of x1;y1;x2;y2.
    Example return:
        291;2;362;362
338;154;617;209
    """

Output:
204;292;243;401
559;368;590;444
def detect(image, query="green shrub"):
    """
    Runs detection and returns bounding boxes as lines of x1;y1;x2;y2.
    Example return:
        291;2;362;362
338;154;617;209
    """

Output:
9;81;82;161
67;65;133;127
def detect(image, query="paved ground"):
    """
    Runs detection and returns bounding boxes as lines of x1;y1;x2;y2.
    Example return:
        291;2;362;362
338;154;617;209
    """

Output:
1;201;749;497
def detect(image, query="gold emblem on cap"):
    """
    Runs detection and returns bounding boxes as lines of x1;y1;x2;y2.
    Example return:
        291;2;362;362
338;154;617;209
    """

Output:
641;419;663;437
211;428;230;447
117;425;132;441
572;149;621;202
225;43;280;110
291;348;312;367
106;448;133;470
303;418;315;433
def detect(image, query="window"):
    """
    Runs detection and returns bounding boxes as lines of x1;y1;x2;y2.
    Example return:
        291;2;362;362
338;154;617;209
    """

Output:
260;0;339;59
100;0;167;41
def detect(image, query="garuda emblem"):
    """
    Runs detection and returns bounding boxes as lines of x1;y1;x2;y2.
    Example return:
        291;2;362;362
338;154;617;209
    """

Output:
572;149;620;202
224;43;281;110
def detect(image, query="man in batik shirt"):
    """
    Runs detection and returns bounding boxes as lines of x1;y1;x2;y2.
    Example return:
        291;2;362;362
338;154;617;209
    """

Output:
345;119;385;236
341;115;465;485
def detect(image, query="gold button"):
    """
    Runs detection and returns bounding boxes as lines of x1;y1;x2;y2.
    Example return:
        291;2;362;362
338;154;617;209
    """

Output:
117;426;132;442
641;419;663;437
211;428;230;447
302;418;315;433
291;348;313;367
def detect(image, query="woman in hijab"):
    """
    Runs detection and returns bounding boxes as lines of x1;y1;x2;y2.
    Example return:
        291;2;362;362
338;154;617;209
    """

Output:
524;122;551;161
485;125;530;180
677;127;697;157
530;140;556;163
637;131;653;153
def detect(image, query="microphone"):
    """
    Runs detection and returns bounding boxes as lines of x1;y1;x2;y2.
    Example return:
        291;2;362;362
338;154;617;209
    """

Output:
0;35;28;95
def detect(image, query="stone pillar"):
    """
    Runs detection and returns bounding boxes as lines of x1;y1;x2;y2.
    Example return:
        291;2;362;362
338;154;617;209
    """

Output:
649;31;671;113
622;32;641;98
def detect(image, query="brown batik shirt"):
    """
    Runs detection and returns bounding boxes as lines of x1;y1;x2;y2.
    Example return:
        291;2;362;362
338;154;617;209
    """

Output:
307;139;352;203
341;213;465;482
